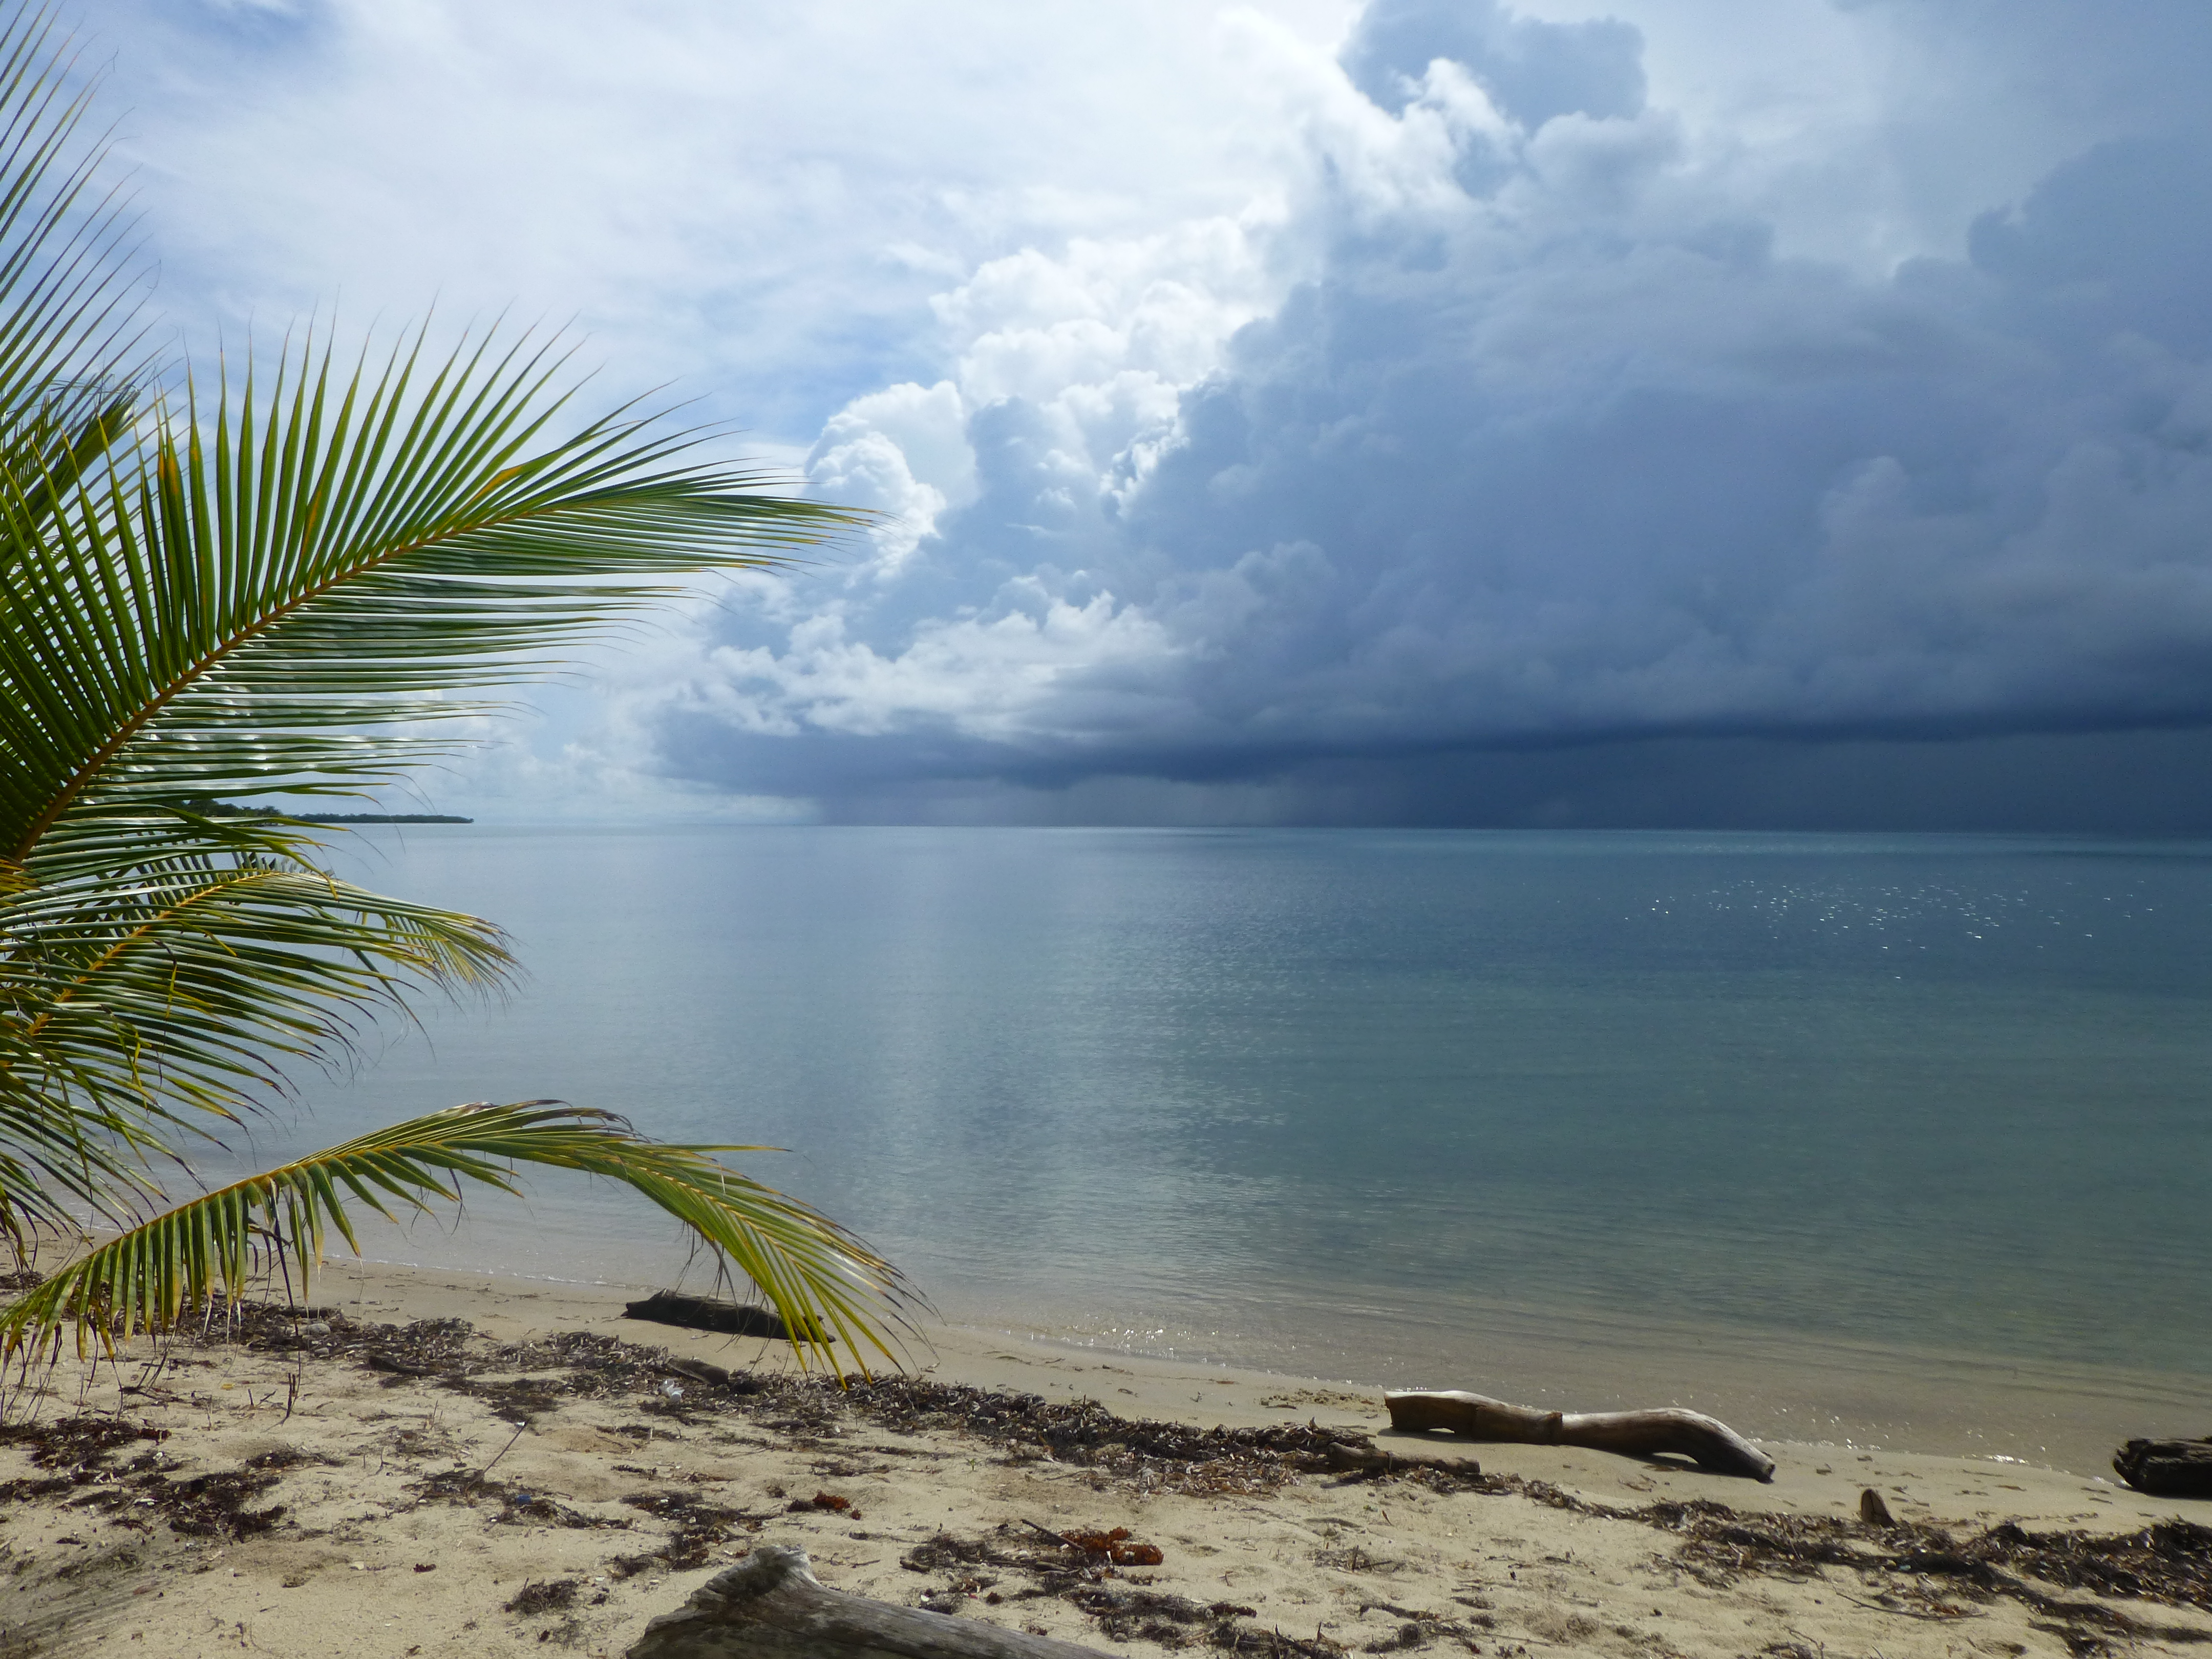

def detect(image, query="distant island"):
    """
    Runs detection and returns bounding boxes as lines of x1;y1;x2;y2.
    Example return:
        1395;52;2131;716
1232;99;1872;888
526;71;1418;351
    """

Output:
181;798;472;825
298;813;473;824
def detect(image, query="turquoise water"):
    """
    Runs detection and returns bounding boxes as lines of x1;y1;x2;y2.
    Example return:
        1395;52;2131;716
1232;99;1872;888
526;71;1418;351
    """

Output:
206;826;2212;1449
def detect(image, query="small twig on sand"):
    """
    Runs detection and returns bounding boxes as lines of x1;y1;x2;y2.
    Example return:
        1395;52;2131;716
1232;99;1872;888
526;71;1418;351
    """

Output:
1840;1593;1984;1622
480;1418;528;1477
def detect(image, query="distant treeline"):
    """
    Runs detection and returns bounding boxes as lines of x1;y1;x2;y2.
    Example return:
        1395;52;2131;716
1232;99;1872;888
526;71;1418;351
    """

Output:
180;798;472;825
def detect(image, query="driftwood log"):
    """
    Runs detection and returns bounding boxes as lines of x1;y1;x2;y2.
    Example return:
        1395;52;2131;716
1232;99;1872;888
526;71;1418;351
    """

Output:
2114;1437;2212;1498
623;1291;803;1341
1386;1389;1776;1482
626;1544;1110;1658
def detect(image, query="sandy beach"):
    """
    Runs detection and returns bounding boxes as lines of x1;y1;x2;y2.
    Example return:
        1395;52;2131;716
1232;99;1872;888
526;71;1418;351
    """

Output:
4;1261;2208;1659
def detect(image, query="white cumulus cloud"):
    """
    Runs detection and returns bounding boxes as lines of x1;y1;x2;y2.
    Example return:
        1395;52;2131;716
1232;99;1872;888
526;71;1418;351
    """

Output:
83;0;2212;823
647;0;2212;818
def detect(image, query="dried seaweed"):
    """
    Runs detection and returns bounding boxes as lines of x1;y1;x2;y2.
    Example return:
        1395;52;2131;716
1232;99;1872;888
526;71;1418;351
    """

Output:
1214;1632;1350;1657
386;1312;2212;1641
472;1376;568;1423
0;1414;167;1471
1071;1582;1270;1648
334;1319;1391;1500
1633;1497;2212;1614
242;1445;337;1473
616;1490;770;1569
504;1578;581;1615
54;1463;288;1538
0;1416;179;1513
498;1489;618;1529
162;1302;2212;1649
403;1464;626;1535
885;1523;1342;1650
412;1466;507;1505
900;1533;1003;1574
1978;1517;2212;1606
186;1301;359;1354
1614;1491;2212;1651
135;1468;286;1538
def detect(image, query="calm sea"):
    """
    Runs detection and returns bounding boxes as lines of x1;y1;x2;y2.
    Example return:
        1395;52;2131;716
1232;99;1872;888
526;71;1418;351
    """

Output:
205;826;2212;1464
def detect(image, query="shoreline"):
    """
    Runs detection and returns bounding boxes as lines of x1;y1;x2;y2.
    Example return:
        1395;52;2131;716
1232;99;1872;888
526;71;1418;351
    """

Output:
307;1256;2194;1504
4;1257;2208;1658
322;1250;2211;1480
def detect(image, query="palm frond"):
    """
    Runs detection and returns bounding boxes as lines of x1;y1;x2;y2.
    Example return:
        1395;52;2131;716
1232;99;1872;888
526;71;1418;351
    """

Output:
0;14;908;1369
0;837;513;1232
0;324;863;1231
0;5;145;518
1;329;864;862
0;1101;912;1375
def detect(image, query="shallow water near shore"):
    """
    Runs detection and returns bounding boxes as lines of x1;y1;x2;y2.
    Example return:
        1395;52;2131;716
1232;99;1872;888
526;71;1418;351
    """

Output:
195;824;2212;1470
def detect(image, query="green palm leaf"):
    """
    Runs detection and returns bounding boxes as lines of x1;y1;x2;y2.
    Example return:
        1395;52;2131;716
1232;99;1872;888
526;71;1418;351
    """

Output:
2;331;865;854
0;1101;910;1374
0;326;865;1243
0;11;909;1369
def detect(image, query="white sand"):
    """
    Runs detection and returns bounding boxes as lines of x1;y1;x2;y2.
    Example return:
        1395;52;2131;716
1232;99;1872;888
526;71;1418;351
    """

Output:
4;1261;2208;1658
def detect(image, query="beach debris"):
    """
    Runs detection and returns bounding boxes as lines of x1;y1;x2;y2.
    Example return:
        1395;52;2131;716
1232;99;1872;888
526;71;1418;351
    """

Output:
0;1414;167;1473
618;1490;773;1569
2114;1436;2212;1498
1643;1499;2212;1646
195;1301;1377;1494
901;1535;1000;1574
497;1487;610;1529
368;1350;456;1379
355;1318;480;1385
1070;1583;1354;1651
1860;1488;1898;1526
665;1355;745;1389
1058;1527;1161;1567
137;1299;2212;1646
1018;1519;1164;1566
1318;1440;1482;1482
0;1415;294;1539
1315;1540;1401;1575
1385;1389;1776;1481
895;1527;1449;1654
480;1417;529;1476
112;1467;286;1538
505;1578;583;1615
623;1290;809;1342
626;1542;1113;1657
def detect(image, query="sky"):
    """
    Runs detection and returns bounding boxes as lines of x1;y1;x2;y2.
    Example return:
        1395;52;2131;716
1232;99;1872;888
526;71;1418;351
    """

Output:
73;0;2212;829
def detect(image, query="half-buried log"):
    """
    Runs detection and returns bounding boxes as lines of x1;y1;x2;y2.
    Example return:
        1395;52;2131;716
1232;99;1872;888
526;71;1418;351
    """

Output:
623;1290;816;1342
1386;1389;1776;1482
2114;1436;2212;1498
626;1543;1110;1658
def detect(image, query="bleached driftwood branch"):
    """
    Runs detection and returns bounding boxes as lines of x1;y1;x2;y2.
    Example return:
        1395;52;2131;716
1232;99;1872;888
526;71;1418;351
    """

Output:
626;1543;1111;1658
1385;1389;1776;1481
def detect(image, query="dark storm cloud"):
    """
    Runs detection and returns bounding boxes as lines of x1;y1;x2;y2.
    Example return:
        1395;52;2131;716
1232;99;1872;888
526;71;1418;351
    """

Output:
649;0;2212;826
